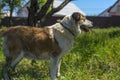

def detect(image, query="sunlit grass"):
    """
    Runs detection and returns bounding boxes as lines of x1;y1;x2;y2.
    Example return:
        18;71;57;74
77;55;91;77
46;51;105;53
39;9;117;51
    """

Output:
0;27;120;80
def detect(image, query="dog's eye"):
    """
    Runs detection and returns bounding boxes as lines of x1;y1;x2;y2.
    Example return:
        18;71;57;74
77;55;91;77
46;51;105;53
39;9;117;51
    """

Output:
83;19;85;22
83;17;86;22
81;19;85;22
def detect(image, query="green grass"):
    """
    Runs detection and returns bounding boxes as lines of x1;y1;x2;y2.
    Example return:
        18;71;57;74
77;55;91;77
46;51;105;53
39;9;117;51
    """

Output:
0;27;120;80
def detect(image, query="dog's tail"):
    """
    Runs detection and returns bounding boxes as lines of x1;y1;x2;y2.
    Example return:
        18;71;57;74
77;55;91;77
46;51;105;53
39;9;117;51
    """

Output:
0;29;7;37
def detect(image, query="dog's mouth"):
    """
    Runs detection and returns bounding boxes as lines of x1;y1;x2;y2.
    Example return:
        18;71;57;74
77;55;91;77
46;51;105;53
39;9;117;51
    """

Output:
80;26;90;32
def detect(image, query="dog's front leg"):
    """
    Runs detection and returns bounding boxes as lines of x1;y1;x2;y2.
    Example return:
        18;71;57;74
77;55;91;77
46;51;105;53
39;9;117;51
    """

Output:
56;59;61;77
50;56;60;80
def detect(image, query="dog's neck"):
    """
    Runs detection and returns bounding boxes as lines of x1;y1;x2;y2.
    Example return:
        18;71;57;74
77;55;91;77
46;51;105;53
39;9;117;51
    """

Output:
60;22;75;37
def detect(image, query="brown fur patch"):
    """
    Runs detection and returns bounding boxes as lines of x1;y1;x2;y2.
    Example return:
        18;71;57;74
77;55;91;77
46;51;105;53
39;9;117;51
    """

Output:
80;14;84;20
1;26;61;59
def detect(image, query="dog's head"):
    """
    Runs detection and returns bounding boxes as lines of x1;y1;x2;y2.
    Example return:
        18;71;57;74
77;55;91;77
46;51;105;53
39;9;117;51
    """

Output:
61;12;93;36
72;12;93;32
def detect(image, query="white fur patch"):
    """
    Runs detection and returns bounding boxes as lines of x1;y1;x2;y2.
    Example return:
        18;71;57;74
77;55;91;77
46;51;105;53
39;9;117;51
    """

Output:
53;23;74;54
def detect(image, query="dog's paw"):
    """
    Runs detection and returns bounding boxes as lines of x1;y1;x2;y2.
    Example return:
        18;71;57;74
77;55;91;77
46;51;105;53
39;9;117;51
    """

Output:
57;73;65;80
57;73;61;77
60;76;65;80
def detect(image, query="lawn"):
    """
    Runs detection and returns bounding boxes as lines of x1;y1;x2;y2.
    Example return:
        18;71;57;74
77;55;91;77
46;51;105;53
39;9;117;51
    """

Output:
0;27;120;80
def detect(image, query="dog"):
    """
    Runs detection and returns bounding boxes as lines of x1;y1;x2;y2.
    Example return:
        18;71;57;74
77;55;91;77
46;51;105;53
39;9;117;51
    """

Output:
0;12;92;80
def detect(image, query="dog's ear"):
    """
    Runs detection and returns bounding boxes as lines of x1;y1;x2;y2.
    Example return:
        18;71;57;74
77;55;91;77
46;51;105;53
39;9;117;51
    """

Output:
72;12;84;21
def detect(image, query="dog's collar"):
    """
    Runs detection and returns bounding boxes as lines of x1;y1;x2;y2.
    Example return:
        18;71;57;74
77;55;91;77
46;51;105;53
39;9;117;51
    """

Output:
60;23;75;37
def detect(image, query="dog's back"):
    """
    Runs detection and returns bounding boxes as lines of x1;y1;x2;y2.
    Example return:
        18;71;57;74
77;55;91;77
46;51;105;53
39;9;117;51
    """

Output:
1;26;61;58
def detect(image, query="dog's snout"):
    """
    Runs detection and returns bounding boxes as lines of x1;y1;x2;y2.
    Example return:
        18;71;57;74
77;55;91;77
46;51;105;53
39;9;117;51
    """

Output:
81;19;93;27
89;21;93;27
90;21;93;27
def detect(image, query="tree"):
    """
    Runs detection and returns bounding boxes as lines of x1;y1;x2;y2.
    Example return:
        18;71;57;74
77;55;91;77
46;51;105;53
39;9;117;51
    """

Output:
27;0;39;27
27;0;52;27
0;0;5;23
0;0;5;11
28;0;74;27
2;0;25;26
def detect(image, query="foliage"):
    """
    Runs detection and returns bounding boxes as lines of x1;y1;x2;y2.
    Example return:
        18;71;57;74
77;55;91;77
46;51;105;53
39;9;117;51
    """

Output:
1;0;26;26
2;0;25;11
0;0;5;23
39;0;47;7
0;14;4;23
0;27;120;80
0;0;4;10
39;0;52;13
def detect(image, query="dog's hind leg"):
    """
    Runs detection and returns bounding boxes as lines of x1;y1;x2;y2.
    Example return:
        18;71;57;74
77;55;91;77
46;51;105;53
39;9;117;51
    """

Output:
2;57;12;80
10;51;24;69
2;51;24;80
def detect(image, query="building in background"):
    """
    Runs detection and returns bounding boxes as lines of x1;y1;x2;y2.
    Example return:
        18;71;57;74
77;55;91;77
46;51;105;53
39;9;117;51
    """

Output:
17;0;85;17
1;10;16;17
99;0;120;17
0;11;10;17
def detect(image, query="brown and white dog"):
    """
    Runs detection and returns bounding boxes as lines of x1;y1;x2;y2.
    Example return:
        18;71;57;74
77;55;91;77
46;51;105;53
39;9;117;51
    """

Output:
0;12;92;80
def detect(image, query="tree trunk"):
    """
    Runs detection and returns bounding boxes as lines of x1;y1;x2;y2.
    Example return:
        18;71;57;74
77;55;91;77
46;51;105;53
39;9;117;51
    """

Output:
38;0;72;27
28;0;39;27
9;7;13;26
9;0;14;26
28;0;72;27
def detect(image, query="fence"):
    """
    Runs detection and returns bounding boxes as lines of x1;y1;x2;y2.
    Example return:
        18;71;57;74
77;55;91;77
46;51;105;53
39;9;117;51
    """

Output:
0;16;120;28
87;16;120;28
